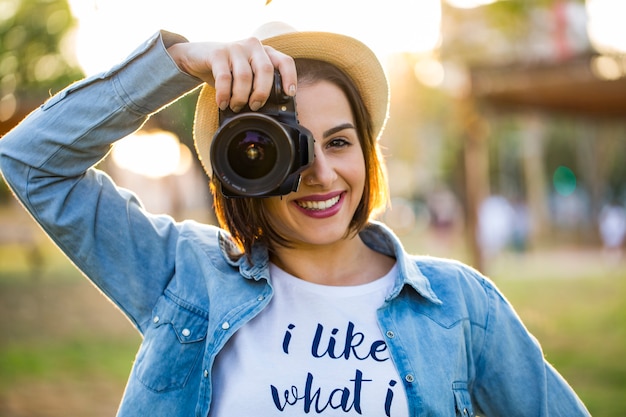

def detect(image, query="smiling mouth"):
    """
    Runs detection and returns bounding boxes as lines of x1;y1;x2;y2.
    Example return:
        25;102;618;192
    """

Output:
296;195;341;211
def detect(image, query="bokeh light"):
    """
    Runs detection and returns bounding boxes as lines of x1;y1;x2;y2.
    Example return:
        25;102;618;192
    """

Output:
553;165;577;196
414;57;445;88
590;55;625;80
111;130;192;179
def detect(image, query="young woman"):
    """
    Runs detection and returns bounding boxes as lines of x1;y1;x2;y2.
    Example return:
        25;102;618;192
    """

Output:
0;23;590;417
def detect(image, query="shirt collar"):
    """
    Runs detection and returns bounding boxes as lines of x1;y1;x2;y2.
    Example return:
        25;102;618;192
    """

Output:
359;221;442;305
220;222;442;305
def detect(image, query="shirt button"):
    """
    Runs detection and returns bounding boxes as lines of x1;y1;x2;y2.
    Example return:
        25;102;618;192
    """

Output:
257;295;265;301
153;316;160;324
181;328;191;337
386;330;395;338
203;370;209;378
405;374;415;383
221;321;230;330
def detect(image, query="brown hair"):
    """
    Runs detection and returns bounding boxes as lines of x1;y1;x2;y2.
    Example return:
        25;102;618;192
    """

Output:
211;59;388;256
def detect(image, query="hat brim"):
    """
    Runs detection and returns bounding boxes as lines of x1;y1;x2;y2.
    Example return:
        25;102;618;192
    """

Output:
193;29;389;178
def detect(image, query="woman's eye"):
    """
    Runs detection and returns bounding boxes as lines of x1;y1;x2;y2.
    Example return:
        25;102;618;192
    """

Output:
328;138;350;148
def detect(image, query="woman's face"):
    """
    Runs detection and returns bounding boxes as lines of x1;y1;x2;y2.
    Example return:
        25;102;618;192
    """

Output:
263;80;366;248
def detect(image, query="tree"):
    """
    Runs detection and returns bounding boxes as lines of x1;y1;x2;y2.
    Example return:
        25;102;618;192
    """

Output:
0;0;83;202
0;0;83;96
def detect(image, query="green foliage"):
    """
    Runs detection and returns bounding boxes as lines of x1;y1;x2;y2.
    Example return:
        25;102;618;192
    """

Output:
486;117;525;196
441;0;587;65
154;89;201;150
0;0;84;94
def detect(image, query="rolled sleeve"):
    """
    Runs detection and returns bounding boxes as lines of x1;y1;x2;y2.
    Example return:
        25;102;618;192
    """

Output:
109;30;201;115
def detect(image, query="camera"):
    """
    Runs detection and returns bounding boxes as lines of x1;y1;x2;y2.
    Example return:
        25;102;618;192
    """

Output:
210;71;314;197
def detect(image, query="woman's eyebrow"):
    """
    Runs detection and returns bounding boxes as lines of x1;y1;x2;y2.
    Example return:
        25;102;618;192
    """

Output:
323;123;356;139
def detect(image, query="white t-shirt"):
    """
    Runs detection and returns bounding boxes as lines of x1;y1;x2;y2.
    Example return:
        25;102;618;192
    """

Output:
209;262;409;416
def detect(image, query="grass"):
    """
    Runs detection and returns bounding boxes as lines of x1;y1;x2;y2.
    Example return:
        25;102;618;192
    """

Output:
0;239;141;417
0;337;137;386
492;262;626;416
0;233;625;416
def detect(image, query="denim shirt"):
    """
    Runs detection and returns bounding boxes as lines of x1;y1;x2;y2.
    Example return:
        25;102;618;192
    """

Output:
0;31;590;417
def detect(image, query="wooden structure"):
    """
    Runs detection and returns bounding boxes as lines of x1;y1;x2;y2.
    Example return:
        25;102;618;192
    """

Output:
464;53;626;271
472;54;626;116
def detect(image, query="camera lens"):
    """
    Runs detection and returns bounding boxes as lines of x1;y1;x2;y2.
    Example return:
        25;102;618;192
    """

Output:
227;130;277;180
211;113;297;196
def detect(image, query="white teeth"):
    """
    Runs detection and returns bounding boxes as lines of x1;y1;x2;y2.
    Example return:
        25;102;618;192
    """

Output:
297;195;340;210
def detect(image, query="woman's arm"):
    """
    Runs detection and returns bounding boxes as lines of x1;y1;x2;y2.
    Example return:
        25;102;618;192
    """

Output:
0;29;297;331
0;30;202;331
472;278;591;416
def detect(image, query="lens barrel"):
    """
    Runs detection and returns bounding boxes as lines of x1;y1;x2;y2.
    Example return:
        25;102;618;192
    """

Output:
211;113;297;197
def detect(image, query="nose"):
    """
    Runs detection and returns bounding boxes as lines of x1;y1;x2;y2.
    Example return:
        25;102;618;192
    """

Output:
301;144;336;188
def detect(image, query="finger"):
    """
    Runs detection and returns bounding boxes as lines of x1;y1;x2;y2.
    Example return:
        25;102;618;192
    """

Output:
209;49;234;111
228;41;257;112
248;49;278;111
265;46;297;97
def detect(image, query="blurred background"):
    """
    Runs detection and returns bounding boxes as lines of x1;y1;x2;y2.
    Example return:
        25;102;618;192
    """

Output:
0;0;625;415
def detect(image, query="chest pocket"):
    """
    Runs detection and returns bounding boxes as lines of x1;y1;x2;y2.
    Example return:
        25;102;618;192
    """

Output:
453;381;476;417
135;295;208;392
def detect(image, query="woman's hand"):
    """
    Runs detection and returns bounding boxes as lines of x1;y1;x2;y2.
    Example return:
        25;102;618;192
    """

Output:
167;37;296;112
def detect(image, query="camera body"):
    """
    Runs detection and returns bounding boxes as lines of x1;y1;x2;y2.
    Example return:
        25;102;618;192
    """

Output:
210;72;314;198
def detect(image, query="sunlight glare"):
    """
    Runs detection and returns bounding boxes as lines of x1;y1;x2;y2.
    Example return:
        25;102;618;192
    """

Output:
262;0;441;58
445;0;497;9
112;130;190;178
67;0;441;75
586;0;626;54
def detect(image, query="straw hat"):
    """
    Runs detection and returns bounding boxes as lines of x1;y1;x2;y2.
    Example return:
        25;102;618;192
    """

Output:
193;22;390;178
